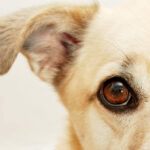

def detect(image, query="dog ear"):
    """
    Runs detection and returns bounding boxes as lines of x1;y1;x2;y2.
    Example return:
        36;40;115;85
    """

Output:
21;5;99;83
0;5;98;82
0;14;22;74
0;7;48;74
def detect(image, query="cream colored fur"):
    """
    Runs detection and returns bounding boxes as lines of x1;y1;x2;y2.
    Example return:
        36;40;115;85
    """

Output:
0;0;150;150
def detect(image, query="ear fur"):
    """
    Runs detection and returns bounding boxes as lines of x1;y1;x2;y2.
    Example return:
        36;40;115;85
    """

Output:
0;4;99;81
0;14;24;74
0;7;48;74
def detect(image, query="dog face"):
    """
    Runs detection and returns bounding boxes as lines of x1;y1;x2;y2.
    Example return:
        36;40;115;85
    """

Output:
1;0;150;150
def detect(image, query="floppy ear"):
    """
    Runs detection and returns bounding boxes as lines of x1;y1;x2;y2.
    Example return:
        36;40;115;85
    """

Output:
0;7;48;74
0;7;46;74
0;4;99;82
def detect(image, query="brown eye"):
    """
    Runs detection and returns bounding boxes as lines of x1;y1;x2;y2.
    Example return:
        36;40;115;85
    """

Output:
97;77;138;112
103;81;129;104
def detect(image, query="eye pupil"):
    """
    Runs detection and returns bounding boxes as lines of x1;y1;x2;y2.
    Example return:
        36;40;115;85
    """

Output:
104;81;129;104
98;77;138;112
110;82;124;95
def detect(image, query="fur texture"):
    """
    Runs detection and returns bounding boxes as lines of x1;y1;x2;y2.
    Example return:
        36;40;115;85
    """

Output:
0;0;150;150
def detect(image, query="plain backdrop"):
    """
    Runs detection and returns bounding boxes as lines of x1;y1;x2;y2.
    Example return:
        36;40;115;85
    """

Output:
0;0;127;150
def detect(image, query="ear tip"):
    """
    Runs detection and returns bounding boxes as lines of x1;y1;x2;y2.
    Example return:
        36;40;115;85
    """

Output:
0;54;18;75
0;70;9;75
0;63;12;75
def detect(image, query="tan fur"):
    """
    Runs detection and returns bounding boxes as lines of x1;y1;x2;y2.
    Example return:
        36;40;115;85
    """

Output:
0;4;98;75
1;0;150;150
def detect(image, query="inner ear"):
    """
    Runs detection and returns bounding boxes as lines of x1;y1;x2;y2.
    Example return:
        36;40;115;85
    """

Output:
60;32;80;52
20;4;99;82
22;25;81;81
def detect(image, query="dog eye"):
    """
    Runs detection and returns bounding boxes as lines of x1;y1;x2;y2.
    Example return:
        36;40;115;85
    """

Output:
103;80;129;104
97;77;138;112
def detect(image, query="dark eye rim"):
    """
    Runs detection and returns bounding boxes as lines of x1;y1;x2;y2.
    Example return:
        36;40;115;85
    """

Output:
97;76;139;112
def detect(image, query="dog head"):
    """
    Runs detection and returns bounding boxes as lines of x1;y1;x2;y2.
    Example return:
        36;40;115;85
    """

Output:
1;0;150;150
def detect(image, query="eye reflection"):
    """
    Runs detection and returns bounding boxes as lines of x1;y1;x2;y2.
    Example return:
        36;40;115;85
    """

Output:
103;81;129;104
97;77;138;112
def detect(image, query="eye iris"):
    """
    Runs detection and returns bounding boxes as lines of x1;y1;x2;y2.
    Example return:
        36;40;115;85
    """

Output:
104;81;129;104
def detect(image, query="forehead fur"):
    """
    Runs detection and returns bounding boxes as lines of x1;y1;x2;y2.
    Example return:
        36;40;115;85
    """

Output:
53;1;150;150
87;0;150;55
58;0;150;106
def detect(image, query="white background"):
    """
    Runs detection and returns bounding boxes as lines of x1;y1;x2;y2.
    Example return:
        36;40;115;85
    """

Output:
0;0;126;150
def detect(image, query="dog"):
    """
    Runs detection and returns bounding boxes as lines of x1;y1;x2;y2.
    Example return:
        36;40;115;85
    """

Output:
0;0;150;149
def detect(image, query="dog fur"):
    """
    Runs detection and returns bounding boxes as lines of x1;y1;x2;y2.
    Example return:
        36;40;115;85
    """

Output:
1;0;150;150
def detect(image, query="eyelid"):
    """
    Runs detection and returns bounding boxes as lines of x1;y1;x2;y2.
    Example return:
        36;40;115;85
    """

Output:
97;76;139;113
